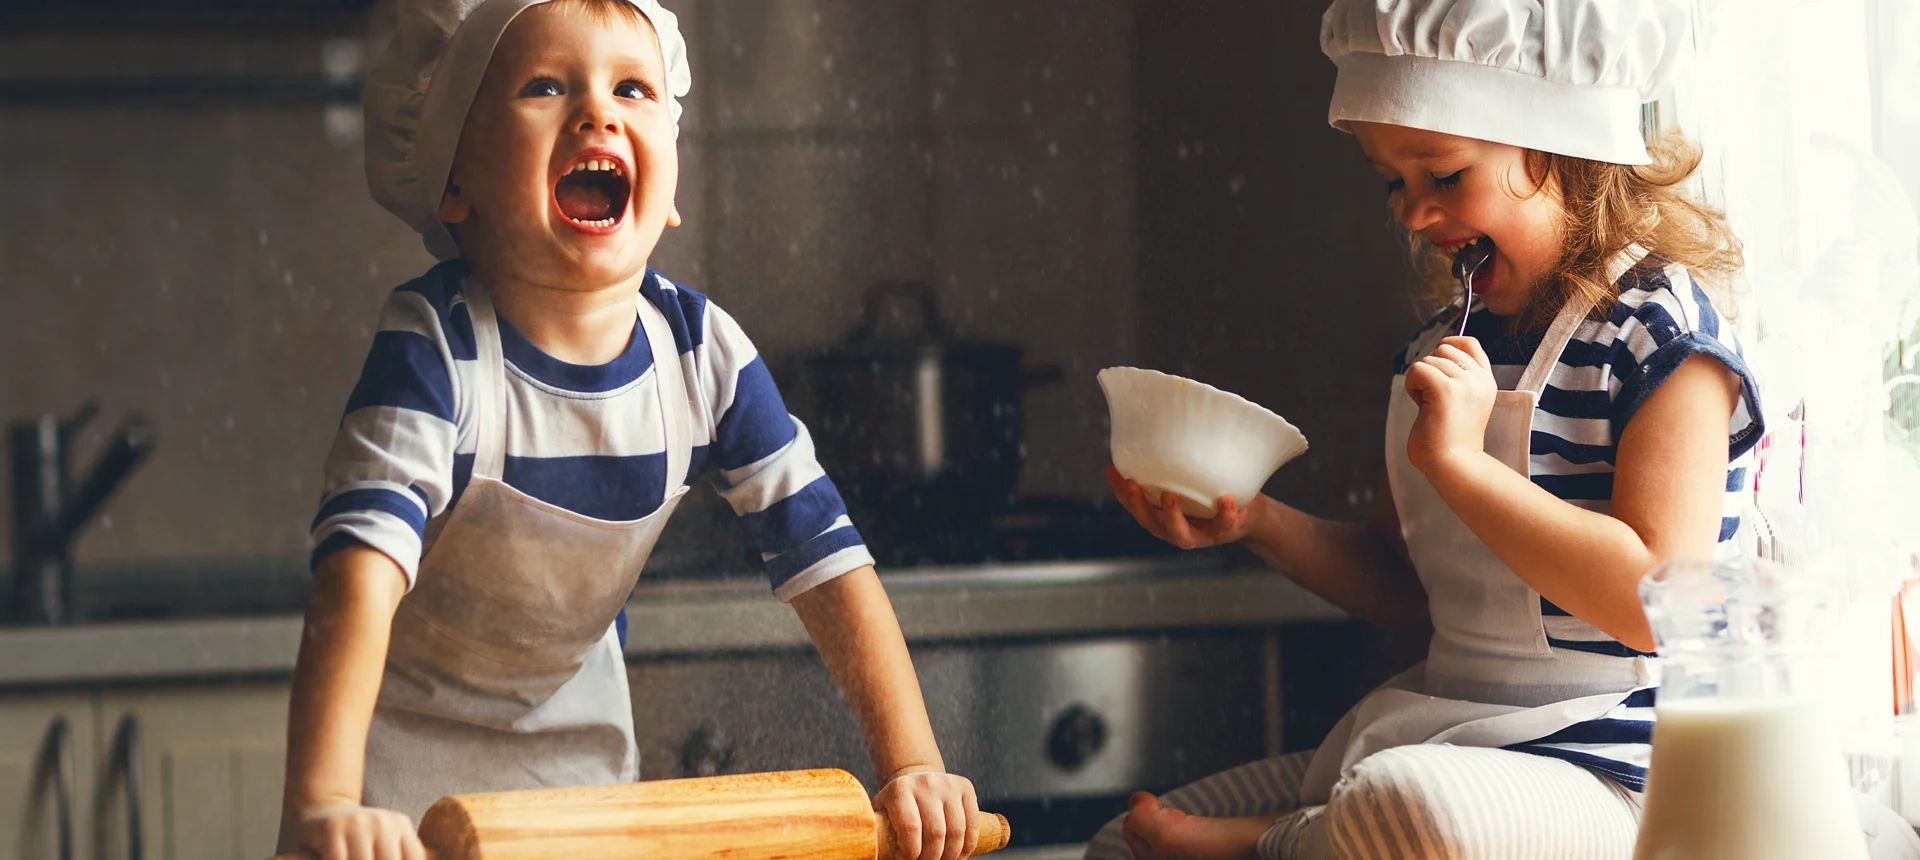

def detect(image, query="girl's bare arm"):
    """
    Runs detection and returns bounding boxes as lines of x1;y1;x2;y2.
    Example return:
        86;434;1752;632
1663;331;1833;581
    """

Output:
1419;354;1739;652
1107;468;1428;628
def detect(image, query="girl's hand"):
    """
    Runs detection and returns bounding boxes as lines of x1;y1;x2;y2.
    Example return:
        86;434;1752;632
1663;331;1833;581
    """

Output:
1403;336;1497;474
1105;465;1260;549
874;768;981;860
287;802;426;860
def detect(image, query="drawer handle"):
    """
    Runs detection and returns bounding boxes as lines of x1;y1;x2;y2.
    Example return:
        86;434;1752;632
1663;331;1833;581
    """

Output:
32;716;75;860
102;714;144;860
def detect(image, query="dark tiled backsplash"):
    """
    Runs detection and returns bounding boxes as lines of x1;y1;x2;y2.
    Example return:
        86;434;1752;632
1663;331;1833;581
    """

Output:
0;0;1138;565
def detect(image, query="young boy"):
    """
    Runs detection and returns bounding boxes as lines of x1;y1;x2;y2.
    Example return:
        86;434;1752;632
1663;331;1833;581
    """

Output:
276;2;980;859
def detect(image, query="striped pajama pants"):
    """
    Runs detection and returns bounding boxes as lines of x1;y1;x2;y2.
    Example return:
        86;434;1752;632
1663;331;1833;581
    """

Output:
1084;745;1644;860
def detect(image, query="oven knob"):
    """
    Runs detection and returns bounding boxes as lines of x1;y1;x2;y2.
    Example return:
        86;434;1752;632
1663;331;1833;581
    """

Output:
680;721;737;777
1046;704;1108;771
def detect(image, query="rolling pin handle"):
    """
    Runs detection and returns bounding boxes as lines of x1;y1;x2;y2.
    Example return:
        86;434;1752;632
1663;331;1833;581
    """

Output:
873;809;1012;859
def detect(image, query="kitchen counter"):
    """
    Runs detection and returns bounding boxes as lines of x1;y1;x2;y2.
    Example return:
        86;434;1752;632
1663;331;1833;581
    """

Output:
0;556;1342;689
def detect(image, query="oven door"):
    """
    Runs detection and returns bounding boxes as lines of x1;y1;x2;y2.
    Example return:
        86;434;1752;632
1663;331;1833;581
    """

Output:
630;633;1273;845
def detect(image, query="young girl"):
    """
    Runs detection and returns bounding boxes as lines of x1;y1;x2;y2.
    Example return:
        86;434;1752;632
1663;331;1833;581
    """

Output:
1089;0;1803;856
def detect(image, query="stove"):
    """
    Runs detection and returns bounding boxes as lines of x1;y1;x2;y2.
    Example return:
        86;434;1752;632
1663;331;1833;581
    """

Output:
849;494;1181;568
644;493;1179;582
629;630;1274;848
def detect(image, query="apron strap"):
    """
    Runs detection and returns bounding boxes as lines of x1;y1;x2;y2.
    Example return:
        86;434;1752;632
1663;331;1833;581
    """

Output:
460;278;510;481
1512;298;1593;397
459;274;691;496
1605;243;1653;288
1512;245;1651;396
637;282;692;500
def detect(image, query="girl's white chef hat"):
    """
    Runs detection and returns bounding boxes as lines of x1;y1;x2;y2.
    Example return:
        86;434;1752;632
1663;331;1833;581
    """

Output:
1320;0;1689;165
363;0;692;261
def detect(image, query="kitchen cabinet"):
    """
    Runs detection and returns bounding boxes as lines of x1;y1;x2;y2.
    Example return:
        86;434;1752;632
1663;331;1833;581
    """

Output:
0;559;1347;853
0;683;290;860
93;683;290;860
0;693;99;860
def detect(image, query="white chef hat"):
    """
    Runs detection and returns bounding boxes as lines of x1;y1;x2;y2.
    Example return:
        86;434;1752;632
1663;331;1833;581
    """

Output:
363;0;692;261
1320;0;1689;165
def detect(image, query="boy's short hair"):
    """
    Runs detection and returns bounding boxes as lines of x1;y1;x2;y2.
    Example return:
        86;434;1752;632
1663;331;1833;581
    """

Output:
548;0;648;29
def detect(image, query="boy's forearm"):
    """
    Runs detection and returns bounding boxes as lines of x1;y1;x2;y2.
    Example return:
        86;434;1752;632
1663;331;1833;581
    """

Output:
789;566;945;781
283;545;408;814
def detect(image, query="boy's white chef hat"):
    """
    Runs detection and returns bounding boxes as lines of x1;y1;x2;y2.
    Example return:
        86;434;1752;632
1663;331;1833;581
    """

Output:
363;0;691;261
1320;0;1689;165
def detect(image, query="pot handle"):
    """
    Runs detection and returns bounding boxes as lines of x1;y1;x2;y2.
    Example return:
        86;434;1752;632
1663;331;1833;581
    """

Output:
854;280;950;341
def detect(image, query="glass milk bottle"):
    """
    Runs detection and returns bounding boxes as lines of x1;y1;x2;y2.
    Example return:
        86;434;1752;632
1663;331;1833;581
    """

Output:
1633;557;1866;860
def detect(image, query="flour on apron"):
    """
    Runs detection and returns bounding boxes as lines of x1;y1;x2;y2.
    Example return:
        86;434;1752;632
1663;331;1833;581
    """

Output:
362;281;692;821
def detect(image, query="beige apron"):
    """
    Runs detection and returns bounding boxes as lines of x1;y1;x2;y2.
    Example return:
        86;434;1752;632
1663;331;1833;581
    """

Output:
362;283;692;822
1301;254;1654;805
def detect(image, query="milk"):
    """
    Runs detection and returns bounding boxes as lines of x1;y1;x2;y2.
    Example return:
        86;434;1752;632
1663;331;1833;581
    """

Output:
1634;697;1867;860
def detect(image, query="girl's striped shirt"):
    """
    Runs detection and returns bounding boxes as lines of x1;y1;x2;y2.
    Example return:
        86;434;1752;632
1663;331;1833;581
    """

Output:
1393;256;1764;790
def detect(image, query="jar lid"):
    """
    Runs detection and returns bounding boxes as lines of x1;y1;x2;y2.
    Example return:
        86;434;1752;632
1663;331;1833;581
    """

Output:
1640;557;1844;658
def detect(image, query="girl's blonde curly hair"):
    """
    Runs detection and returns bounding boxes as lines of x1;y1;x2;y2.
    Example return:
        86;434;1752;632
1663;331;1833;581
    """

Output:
1406;133;1745;332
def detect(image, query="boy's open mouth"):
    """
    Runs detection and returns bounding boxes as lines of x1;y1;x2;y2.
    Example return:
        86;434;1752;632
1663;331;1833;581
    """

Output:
554;156;631;229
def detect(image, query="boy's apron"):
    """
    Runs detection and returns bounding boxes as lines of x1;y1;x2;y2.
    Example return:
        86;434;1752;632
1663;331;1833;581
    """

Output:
361;283;692;822
1299;280;1655;805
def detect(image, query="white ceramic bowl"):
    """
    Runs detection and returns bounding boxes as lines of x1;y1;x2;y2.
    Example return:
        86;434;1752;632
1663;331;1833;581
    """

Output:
1098;367;1308;518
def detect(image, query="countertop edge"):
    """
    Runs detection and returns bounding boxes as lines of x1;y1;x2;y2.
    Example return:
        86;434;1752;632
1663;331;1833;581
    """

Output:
624;568;1343;657
0;566;1342;688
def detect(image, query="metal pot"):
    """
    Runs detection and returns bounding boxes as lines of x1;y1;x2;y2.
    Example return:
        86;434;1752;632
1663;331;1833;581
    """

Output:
792;281;1059;521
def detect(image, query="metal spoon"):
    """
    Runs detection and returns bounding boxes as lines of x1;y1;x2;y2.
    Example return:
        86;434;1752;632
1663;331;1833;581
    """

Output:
1450;237;1493;336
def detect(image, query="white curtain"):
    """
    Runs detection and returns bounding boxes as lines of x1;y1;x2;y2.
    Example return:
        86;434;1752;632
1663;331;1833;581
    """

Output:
1675;0;1920;785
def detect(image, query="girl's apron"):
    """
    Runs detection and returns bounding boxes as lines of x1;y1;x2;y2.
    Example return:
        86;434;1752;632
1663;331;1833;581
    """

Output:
1299;284;1655;805
362;283;692;822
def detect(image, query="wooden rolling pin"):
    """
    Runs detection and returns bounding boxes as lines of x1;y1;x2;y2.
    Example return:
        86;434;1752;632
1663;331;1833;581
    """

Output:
273;768;1010;860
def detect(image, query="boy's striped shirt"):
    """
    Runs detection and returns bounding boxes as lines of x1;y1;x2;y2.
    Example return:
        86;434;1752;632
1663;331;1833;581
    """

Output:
311;260;872;602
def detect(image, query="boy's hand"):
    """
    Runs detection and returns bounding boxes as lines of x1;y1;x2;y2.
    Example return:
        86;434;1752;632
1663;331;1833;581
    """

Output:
1106;465;1261;549
1403;336;1497;474
875;768;981;860
287;803;426;860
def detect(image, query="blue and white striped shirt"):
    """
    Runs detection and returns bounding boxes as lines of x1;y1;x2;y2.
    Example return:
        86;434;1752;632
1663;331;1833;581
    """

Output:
311;260;873;601
1396;256;1762;658
1394;256;1764;790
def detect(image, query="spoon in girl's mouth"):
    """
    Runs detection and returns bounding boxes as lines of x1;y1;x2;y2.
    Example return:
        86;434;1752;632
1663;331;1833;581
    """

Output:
1450;236;1493;336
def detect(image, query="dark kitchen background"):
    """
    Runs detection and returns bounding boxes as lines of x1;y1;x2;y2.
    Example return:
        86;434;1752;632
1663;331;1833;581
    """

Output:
0;1;1423;855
